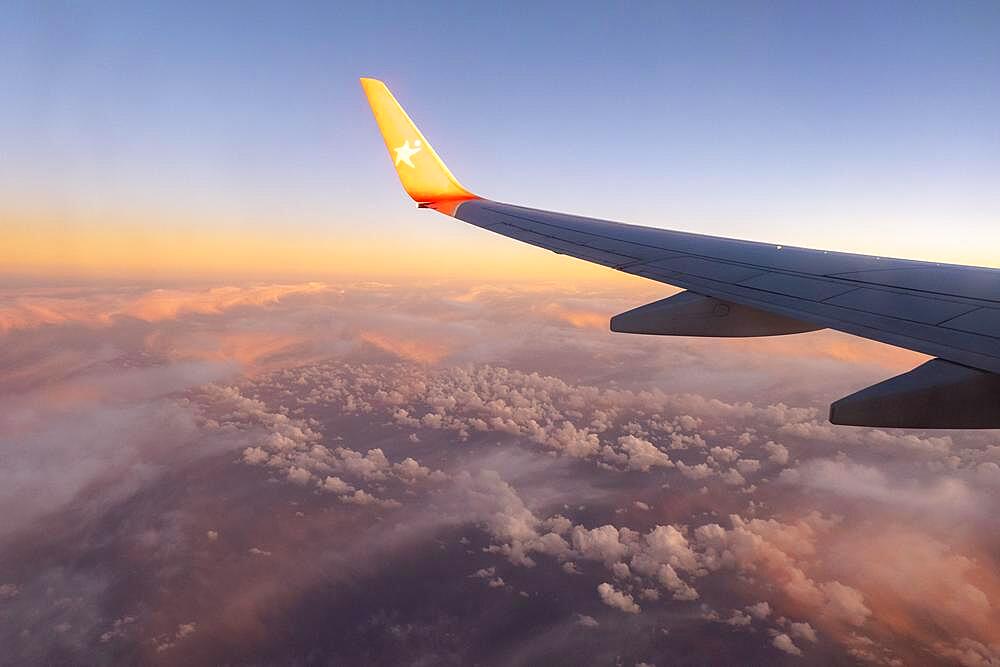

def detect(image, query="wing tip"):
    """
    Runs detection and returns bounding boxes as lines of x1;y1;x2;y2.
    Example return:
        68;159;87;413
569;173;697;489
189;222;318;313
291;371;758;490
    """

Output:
360;75;478;206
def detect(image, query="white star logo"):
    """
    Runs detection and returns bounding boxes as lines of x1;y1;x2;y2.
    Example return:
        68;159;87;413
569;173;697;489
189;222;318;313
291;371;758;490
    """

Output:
394;139;422;168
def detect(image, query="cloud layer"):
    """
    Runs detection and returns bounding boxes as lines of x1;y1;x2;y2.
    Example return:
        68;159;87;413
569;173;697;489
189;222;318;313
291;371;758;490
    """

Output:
1;279;998;665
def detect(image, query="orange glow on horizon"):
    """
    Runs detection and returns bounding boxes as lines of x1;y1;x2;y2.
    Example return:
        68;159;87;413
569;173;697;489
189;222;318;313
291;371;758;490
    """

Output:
1;208;651;287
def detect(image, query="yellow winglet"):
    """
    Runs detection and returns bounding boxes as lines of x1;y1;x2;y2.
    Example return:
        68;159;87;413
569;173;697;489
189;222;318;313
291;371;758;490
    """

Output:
360;77;477;205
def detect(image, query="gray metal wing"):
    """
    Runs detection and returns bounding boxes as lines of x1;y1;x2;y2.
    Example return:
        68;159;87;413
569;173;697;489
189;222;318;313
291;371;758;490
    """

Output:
451;200;1000;376
362;77;1000;428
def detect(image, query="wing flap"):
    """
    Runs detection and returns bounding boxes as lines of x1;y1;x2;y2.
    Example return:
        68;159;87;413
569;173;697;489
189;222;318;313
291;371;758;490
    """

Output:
612;291;822;337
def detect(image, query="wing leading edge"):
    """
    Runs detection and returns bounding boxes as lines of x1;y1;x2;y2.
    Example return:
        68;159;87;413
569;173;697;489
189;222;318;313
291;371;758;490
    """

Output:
360;77;1000;429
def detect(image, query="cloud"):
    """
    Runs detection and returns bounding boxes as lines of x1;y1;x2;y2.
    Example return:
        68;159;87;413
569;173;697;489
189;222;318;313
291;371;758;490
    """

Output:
571;526;630;566
358;331;452;364
320;476;354;494
0;283;330;332
789;621;818;644
152;621;199;652
617;435;674;471
725;610;752;626
597;583;640;614
818;581;871;628
747;601;771;619
779;458;975;513
763;441;790;465
3;278;1000;665
537;302;608;330
932;638;1000;667
772;633;803;656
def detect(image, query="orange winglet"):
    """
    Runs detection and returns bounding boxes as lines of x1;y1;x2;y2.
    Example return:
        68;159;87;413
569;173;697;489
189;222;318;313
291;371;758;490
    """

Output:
360;78;477;205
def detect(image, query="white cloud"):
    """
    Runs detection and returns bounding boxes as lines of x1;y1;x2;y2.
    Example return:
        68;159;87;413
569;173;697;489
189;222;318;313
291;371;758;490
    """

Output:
780;458;973;513
725;610;752;626
747;601;771;619
932;638;1000;667
597;582;640;614
340;489;401;509
320;476;354;494
763;441;789;465
818;581;871;627
789;621;818;643
242;446;269;465
618;435;673;471
772;633;803;656
571;525;630;566
710;446;739;463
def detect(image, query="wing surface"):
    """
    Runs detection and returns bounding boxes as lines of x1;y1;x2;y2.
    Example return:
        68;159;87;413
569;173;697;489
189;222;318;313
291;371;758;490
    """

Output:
361;77;1000;427
450;199;1000;374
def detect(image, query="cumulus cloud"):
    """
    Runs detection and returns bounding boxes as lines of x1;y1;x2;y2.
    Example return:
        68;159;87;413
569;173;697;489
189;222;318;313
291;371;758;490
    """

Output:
202;355;1000;662
617;435;673;471
321;476;354;494
932;638;1000;667
747;601;771;619
725;610;752;626
597;583;640;614
340;490;401;509
3;278;998;665
763;441;790;465
772;633;803;656
789;622;818;644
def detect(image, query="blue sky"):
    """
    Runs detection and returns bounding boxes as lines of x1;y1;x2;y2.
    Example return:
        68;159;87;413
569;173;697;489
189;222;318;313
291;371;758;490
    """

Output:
2;1;999;269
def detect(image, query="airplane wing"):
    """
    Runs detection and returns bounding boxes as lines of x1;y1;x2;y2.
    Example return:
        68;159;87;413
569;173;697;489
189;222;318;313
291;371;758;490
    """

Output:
360;78;1000;429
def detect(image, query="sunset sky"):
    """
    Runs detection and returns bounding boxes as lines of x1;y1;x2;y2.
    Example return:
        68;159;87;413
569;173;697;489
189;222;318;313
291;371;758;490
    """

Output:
2;2;999;280
3;4;1000;666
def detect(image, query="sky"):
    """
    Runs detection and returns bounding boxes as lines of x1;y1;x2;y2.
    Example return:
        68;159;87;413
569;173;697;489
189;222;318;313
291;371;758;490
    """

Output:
1;1;999;280
3;4;1000;666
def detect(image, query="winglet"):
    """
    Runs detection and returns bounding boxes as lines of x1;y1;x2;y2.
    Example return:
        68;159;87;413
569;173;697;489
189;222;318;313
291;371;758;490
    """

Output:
360;78;477;206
